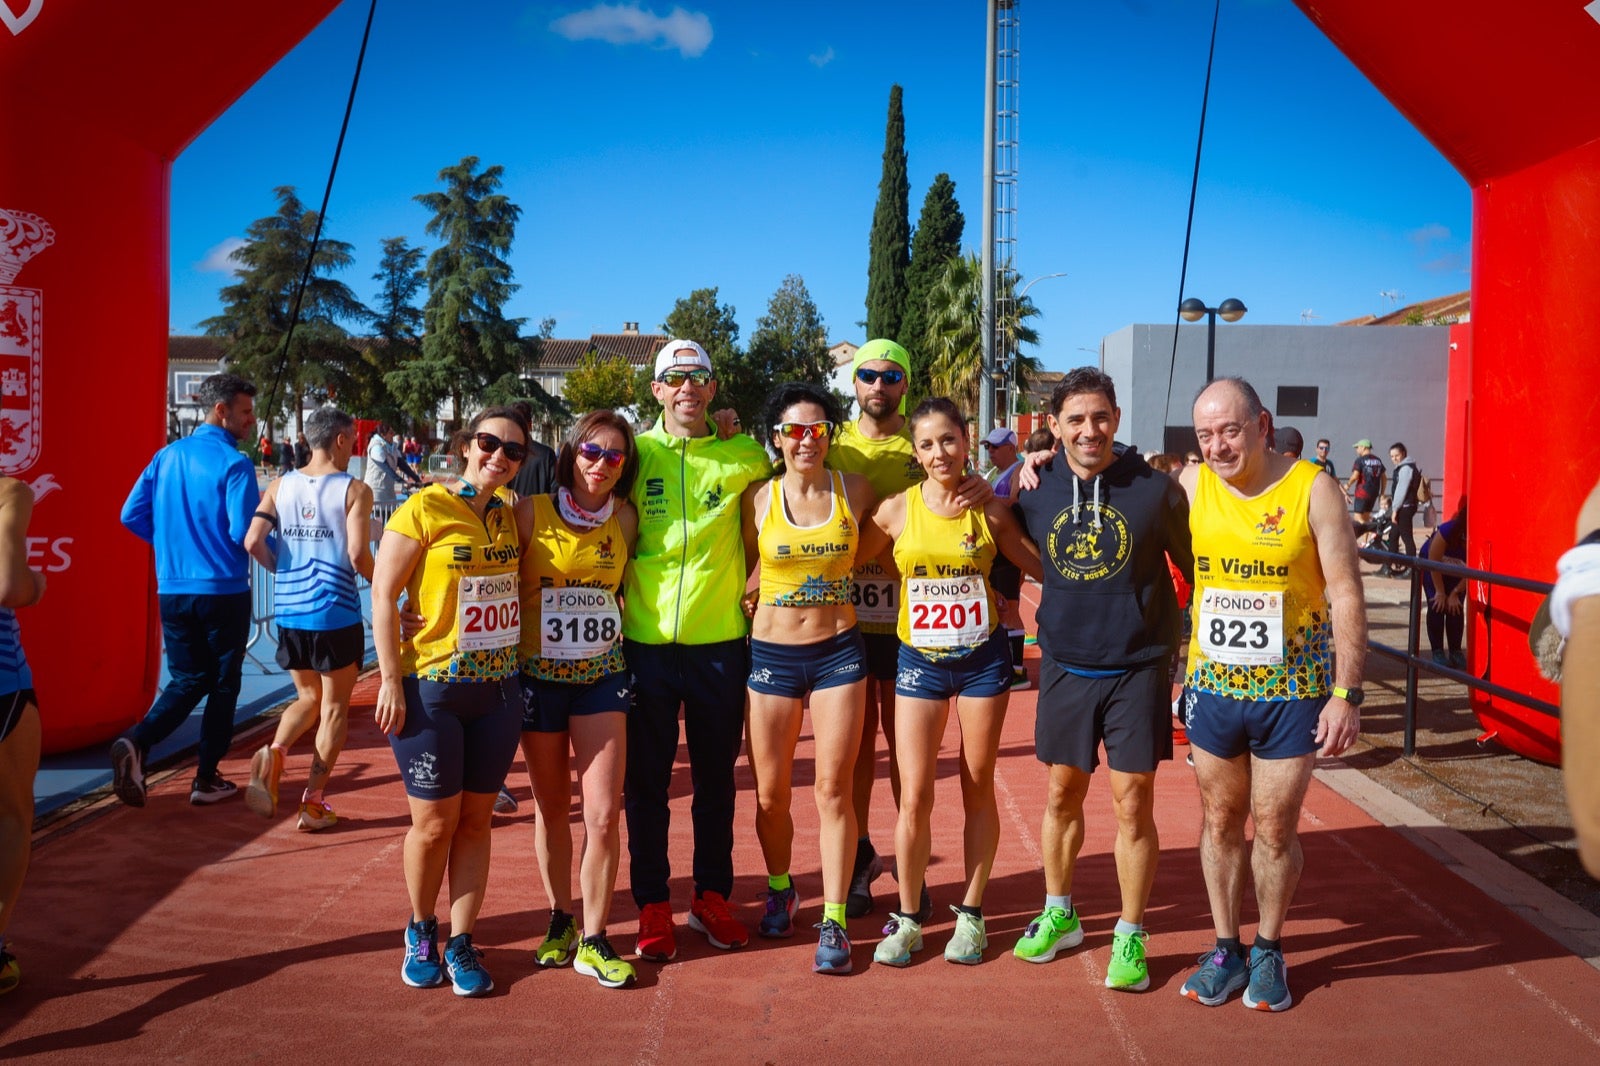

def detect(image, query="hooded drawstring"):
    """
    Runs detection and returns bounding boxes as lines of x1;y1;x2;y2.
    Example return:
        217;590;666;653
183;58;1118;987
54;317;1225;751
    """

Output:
1071;473;1104;531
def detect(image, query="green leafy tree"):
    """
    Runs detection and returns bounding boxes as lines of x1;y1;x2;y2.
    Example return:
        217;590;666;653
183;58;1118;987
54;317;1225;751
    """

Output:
201;185;367;433
338;236;425;426
901;173;965;405
922;253;1043;417
865;84;910;342
746;273;836;418
564;350;637;414
388;156;528;423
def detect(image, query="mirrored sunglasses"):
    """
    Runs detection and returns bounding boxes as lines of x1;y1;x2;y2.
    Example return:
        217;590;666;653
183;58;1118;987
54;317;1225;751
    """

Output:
775;421;834;441
656;368;712;388
855;367;905;386
576;441;626;467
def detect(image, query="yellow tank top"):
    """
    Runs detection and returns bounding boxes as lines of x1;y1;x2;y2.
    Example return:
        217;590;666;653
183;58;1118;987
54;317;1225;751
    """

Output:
385;484;521;682
893;484;998;656
757;471;858;607
518;494;628;684
1186;460;1332;699
829;419;926;634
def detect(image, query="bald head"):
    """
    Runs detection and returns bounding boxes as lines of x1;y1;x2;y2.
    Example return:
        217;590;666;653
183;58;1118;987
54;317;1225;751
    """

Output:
1192;375;1281;490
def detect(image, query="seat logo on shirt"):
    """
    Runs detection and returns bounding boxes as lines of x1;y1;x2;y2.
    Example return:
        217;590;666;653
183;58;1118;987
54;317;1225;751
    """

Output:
646;478;665;498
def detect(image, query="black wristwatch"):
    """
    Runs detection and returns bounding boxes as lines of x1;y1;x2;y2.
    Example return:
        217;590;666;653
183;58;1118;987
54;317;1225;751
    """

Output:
1332;685;1365;707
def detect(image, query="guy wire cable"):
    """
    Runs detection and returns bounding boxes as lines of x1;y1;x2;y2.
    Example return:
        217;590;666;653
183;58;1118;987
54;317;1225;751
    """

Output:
264;0;379;423
1160;0;1221;439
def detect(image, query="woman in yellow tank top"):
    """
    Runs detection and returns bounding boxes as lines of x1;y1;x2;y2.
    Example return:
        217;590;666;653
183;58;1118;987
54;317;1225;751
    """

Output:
858;397;1043;968
508;409;640;988
371;406;528;996
739;382;875;974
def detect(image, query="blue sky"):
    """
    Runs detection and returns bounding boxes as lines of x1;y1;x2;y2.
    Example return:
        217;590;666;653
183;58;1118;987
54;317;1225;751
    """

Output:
169;0;1472;373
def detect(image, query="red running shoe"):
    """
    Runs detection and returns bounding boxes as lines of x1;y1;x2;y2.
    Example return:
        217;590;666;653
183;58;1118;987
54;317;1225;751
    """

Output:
636;901;676;962
688;890;749;950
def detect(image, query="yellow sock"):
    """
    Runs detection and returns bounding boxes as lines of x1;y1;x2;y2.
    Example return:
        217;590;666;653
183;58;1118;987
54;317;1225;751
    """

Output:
768;872;792;892
823;901;847;927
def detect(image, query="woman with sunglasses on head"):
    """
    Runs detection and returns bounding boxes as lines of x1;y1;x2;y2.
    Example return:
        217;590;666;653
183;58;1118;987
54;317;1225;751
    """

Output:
372;407;529;997
739;383;876;974
513;411;640;988
858;397;1043;968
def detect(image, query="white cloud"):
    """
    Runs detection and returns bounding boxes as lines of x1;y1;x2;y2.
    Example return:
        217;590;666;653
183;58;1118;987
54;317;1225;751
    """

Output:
809;45;835;68
196;237;246;274
1408;223;1451;249
549;3;712;59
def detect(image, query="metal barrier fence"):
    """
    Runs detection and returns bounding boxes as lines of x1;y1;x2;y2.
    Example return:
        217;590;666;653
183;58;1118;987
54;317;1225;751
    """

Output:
1358;544;1556;757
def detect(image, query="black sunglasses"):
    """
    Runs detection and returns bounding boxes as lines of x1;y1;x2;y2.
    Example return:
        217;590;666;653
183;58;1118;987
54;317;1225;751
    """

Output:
576;441;626;467
657;368;712;388
855;367;906;386
473;432;528;462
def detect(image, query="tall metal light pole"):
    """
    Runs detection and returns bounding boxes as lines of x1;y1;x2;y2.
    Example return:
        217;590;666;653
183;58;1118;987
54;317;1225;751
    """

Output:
1178;296;1247;382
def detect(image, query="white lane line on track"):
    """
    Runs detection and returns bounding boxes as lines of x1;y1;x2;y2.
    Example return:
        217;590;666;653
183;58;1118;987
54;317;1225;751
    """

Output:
292;838;400;940
636;960;675;1065
996;765;1147;1065
1319;813;1600;1048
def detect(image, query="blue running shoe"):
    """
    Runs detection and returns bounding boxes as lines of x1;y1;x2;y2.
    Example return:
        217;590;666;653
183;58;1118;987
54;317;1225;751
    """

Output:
813;919;852;974
1179;944;1248;1006
401;916;445;989
759;886;798;938
444;932;494;997
1243;945;1293;1012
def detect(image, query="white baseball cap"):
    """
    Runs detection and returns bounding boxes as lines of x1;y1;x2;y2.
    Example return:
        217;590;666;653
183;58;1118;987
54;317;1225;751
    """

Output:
653;339;713;378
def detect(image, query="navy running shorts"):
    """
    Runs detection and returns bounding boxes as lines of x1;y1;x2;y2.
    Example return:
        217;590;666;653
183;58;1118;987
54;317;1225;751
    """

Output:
748;627;866;698
1182;687;1326;760
520;671;631;733
389;675;521;799
0;688;36;744
276;623;365;673
1035;659;1172;773
895;628;1012;701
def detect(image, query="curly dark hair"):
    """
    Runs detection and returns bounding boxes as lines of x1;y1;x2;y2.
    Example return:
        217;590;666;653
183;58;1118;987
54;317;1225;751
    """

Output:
762;382;844;442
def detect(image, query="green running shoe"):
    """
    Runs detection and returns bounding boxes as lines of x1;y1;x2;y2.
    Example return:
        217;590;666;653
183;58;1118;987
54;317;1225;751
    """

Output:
1013;905;1083;963
574;933;637;989
535;910;578;967
1104;930;1150;991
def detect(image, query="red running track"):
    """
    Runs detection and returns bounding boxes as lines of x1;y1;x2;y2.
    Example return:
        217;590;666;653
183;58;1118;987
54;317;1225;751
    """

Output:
5;610;1600;1061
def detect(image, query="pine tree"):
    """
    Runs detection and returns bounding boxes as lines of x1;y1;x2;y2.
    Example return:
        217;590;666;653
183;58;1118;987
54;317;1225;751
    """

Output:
201;185;366;433
658;287;758;424
388;156;528;424
344;236;425;426
747;273;834;395
901;173;964;407
865;84;910;342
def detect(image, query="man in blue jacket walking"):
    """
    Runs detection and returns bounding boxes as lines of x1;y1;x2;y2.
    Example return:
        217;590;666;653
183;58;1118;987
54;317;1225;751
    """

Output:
112;373;260;807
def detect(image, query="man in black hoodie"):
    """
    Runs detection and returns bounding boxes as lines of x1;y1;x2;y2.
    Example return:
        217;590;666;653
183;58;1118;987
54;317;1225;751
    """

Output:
1011;367;1193;992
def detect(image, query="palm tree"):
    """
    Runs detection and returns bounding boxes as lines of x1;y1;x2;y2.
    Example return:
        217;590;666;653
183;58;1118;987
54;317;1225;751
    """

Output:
920;253;1042;416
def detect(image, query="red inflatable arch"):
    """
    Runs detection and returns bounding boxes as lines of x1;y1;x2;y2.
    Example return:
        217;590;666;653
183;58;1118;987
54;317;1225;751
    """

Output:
0;0;341;752
4;2;1596;760
1297;0;1600;763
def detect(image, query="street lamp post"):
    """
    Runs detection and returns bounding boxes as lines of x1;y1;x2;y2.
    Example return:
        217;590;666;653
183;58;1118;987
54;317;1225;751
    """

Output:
993;271;1067;426
1178;297;1247;382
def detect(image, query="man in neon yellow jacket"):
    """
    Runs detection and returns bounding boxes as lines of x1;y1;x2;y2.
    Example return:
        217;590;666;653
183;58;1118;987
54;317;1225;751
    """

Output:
623;339;771;963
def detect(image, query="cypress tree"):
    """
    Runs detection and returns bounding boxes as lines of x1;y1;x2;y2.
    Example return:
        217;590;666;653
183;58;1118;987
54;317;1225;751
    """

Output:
900;172;965;404
865;84;910;342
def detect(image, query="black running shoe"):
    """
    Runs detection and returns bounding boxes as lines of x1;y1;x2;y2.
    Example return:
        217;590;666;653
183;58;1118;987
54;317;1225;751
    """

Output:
110;737;146;808
189;773;238;805
845;846;884;918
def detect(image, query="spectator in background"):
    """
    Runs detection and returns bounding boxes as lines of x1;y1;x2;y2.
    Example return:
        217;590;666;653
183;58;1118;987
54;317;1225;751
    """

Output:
1419;502;1467;667
1381;443;1424;577
0;476;45;996
508;401;558;500
1347;439;1386;520
1025;428;1056;457
280;435;296;477
363;423;409;507
294;432;311;470
113;373;260;807
1276;427;1305;459
1310;439;1338;478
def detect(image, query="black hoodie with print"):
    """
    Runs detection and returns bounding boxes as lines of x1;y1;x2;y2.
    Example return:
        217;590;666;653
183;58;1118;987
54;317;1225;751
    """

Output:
1015;444;1194;670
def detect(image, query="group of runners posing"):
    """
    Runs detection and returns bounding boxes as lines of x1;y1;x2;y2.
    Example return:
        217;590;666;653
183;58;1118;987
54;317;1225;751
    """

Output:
6;341;1363;1011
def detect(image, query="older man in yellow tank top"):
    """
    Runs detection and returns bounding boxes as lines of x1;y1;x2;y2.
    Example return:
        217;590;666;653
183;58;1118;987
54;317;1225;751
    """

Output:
1176;377;1366;1013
